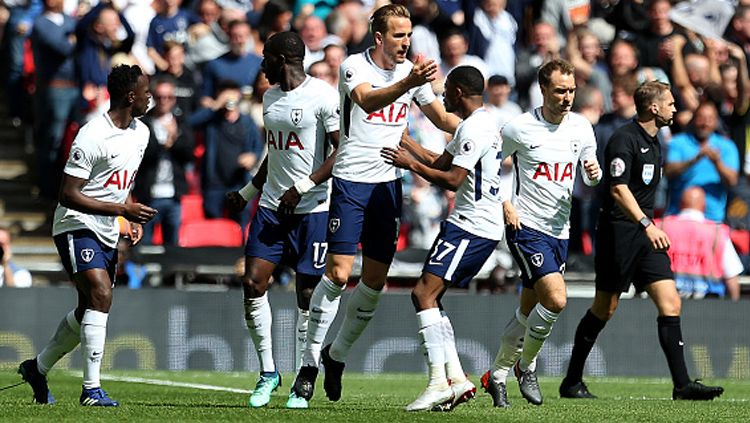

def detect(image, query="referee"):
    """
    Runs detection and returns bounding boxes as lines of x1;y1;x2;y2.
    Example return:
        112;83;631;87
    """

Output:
559;81;724;401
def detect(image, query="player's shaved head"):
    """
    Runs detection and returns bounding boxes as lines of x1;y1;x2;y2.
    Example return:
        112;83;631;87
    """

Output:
447;66;485;96
108;64;144;105
266;31;305;62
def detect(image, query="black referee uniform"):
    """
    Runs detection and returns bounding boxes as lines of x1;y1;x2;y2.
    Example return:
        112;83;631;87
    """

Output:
595;120;674;292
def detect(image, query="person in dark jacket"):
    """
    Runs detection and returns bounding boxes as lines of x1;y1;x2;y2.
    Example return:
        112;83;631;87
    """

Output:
134;76;194;245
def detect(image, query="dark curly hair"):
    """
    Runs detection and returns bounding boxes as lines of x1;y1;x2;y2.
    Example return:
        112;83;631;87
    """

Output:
266;31;305;62
448;66;485;96
107;65;143;106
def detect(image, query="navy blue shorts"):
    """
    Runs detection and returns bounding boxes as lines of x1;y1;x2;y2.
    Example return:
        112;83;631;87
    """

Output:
422;222;499;288
506;225;569;289
326;177;402;264
245;207;328;275
53;229;117;281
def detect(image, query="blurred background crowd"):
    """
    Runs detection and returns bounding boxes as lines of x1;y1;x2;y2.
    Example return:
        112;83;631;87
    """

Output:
1;0;749;297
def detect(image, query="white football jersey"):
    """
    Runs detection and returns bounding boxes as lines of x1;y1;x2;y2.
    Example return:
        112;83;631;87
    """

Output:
501;108;599;239
446;108;504;241
260;76;339;214
334;49;437;183
53;113;150;248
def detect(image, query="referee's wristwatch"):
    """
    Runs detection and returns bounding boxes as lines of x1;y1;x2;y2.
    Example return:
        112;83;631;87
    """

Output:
639;216;653;230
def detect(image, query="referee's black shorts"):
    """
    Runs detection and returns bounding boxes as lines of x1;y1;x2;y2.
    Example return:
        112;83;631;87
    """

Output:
594;219;674;292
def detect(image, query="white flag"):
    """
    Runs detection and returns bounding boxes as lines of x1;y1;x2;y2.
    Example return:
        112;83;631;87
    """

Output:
669;0;735;40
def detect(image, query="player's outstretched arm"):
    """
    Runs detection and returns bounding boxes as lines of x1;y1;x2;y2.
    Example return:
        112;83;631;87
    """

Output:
349;57;437;114
399;129;442;166
419;99;460;135
278;131;340;214
59;174;157;224
381;147;466;191
611;183;670;251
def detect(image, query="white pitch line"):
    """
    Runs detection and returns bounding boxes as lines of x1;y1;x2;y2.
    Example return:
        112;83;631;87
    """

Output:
64;371;251;394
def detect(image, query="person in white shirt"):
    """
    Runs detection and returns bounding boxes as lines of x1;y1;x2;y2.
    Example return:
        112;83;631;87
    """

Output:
19;65;157;407
225;31;340;409
481;59;602;408
382;65;502;412
290;4;460;407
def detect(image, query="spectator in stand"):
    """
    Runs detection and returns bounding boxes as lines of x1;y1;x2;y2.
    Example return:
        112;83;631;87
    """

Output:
122;0;157;75
438;27;489;81
200;19;262;108
407;0;452;65
631;0;685;73
595;73;639;164
308;60;336;87
465;0;517;87
186;0;233;67
323;43;346;86
190;80;263;227
665;101;739;223
670;34;722;128
0;227;33;288
156;41;198;119
75;1;135;122
485;74;521;131
718;43;750;172
725;5;750;69
404;173;447;250
540;0;590;48
657;187;742;301
515;21;560;110
31;0;77;200
565;27;612;111
146;0;199;73
134;77;194;245
294;0;338;22
299;14;329;70
255;0;292;43
335;0;372;55
3;0;42;126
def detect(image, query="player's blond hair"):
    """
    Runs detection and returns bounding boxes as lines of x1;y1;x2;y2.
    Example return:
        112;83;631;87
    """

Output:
370;4;410;36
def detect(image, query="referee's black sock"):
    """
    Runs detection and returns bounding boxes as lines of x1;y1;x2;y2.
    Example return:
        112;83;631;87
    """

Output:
657;316;691;388
563;309;607;385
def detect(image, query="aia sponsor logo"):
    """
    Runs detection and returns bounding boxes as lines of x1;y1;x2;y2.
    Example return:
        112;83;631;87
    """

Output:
532;162;573;182
366;102;408;126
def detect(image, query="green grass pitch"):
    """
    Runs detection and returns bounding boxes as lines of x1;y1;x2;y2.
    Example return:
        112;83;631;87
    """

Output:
1;370;748;422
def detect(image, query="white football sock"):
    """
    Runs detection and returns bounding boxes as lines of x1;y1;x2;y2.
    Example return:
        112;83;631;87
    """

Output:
329;281;381;363
244;293;275;373
37;310;81;375
81;310;108;389
295;308;309;372
418;308;448;389
519;304;559;371
440;311;466;383
491;308;527;384
302;275;342;367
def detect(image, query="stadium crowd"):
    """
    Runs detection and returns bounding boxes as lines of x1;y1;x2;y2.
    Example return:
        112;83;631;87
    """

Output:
1;0;749;297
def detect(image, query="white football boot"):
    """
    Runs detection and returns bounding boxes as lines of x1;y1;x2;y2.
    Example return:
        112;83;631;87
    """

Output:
405;385;454;412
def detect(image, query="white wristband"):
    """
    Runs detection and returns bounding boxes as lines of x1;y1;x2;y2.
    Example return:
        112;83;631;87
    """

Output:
293;177;316;195
238;182;259;201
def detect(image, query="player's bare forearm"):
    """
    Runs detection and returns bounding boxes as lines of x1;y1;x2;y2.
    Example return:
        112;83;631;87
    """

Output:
351;80;415;114
408;161;467;192
59;174;157;223
420;100;460;134
610;184;648;222
251;156;269;190
400;131;441;166
310;148;337;185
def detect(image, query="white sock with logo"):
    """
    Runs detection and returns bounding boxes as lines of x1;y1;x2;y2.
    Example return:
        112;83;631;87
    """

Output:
418;308;449;389
81;309;108;389
519;304;559;371
491;308;527;384
441;311;467;384
295;308;309;372
329;281;381;363
302;275;342;367
244;293;275;373
37;310;81;375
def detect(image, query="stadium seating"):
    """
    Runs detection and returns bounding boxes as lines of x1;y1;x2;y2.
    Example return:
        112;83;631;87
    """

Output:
178;218;243;247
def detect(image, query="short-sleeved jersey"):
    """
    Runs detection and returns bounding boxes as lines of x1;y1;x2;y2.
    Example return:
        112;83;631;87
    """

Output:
260;76;339;214
446;108;504;240
334;49;437;183
601;120;661;222
53;113;150;248
502;109;598;239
